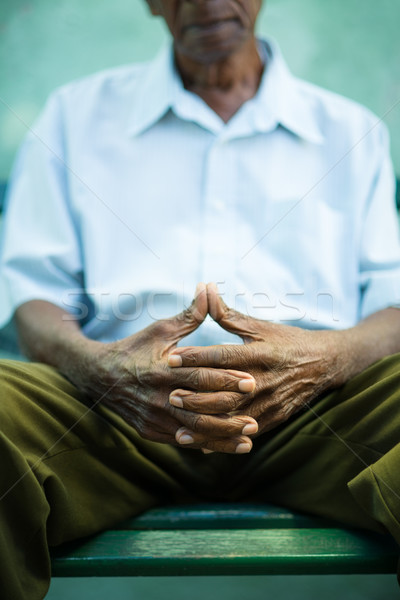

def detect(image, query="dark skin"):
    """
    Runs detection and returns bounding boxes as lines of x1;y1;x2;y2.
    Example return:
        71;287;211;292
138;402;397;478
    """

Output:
16;287;258;455
146;0;264;122
16;0;400;454
168;284;400;450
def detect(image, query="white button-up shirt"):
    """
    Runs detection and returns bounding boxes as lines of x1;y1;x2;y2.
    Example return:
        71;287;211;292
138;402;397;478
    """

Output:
1;39;400;346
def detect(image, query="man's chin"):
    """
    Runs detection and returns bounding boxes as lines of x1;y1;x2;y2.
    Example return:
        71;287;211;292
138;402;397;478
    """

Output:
177;22;247;64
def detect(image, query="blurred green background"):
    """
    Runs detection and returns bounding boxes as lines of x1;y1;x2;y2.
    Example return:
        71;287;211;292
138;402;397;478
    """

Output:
1;0;400;180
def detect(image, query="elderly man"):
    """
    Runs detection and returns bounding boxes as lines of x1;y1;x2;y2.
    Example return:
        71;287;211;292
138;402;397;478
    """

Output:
1;0;400;597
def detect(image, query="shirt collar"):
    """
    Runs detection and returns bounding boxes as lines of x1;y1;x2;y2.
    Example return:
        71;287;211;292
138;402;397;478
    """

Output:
126;38;324;144
254;39;324;144
126;45;177;137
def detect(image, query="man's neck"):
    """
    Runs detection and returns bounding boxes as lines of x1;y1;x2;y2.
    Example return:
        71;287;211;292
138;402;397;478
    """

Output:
174;37;264;123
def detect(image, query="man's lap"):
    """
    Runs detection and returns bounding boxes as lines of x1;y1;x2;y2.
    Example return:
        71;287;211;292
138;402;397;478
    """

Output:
1;354;400;543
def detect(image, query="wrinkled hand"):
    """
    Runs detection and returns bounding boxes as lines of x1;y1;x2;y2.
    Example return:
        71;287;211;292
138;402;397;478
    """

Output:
168;283;348;446
80;284;258;453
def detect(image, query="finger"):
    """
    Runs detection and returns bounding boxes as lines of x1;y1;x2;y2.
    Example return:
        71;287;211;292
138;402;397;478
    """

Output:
155;282;208;344
207;282;261;342
175;428;253;455
169;389;251;415
171;409;258;438
207;281;230;323
108;398;181;446
168;366;256;393
168;344;254;370
190;281;208;323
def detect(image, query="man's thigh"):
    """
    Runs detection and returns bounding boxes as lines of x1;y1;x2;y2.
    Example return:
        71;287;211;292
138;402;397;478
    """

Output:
228;353;400;539
0;359;210;546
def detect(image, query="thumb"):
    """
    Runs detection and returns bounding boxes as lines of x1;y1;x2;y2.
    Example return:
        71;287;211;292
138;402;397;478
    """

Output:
159;282;208;344
207;282;261;343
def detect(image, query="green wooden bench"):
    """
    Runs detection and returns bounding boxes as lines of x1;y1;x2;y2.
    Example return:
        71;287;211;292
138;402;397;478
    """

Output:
50;503;398;577
0;181;399;579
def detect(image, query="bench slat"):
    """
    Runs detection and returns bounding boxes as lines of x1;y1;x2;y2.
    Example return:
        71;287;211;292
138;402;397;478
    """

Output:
118;504;337;530
51;527;398;577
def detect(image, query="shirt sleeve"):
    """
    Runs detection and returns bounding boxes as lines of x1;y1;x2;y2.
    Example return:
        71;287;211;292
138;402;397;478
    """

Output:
0;91;85;328
359;122;400;319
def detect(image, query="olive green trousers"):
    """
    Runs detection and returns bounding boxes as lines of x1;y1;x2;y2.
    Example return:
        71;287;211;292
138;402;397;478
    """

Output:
1;354;400;599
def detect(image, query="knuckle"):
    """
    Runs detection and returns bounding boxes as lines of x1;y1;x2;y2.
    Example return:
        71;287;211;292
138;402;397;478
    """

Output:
180;349;197;367
214;392;241;412
179;305;198;326
189;413;206;432
212;346;229;367
189;306;204;325
179;308;191;325
137;363;164;387
226;392;242;411
187;369;201;389
219;371;240;391
180;393;198;410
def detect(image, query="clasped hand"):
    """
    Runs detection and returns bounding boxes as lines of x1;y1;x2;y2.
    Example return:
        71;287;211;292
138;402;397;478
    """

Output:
94;283;345;455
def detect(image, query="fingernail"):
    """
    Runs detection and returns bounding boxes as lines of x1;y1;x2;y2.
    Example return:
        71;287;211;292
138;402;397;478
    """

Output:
242;423;258;435
202;449;214;454
169;395;183;408
168;355;182;367
178;433;194;445
239;379;255;392
236;443;252;454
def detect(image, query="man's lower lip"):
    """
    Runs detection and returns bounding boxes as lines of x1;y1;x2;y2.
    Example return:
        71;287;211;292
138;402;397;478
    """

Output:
184;19;238;35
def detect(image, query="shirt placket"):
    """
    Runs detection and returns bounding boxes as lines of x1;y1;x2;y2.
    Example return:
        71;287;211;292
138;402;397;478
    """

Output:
201;135;236;294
